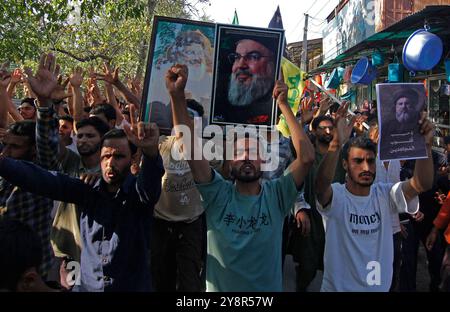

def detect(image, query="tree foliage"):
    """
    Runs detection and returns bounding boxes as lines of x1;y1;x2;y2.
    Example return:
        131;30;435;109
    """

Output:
0;0;211;76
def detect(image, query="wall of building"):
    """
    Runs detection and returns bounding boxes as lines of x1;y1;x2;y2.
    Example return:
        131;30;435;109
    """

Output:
376;0;450;32
324;0;450;63
414;0;450;11
375;0;413;32
322;0;376;64
287;39;323;71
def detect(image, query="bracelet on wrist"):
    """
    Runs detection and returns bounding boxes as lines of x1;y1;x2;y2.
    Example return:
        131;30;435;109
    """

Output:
37;98;54;108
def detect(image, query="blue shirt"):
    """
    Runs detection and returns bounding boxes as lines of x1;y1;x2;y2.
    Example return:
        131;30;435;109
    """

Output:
0;154;164;292
196;170;298;292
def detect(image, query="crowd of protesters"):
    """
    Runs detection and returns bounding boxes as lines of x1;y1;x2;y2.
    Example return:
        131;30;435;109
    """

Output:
0;53;448;292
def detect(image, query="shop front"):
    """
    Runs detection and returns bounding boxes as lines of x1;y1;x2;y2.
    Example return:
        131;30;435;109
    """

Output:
312;5;450;149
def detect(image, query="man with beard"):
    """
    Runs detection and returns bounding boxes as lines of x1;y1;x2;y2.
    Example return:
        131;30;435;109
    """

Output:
0;52;67;282
75;117;109;171
39;115;109;289
0;121;55;279
0;123;164;291
166;64;315;291
26;53;112;289
315;102;435;291
379;89;425;160
58;115;76;152
49;116;109;289
287;114;346;291
395;95;413;124
214;38;276;126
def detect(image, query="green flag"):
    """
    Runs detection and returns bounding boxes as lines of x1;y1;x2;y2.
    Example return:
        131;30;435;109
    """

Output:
232;9;239;25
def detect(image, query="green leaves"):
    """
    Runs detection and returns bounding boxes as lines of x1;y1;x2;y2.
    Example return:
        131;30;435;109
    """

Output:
0;0;210;77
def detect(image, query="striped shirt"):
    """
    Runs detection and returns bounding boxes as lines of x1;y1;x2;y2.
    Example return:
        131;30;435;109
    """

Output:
0;110;59;277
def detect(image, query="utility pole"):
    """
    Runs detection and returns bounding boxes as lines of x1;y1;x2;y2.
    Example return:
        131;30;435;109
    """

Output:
301;13;309;72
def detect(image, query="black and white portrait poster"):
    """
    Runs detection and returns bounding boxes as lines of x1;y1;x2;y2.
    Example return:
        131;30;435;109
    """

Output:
210;24;284;129
377;83;428;161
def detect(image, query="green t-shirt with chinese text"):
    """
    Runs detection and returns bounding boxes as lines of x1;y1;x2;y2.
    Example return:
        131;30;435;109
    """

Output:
197;169;298;292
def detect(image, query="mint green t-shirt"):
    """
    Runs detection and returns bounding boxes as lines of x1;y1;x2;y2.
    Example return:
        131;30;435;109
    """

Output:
196;170;298;292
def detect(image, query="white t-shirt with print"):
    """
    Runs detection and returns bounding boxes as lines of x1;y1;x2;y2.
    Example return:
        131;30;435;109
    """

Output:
374;159;402;234
317;182;419;292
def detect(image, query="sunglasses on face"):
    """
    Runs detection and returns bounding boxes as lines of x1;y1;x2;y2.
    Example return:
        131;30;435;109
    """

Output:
317;125;334;131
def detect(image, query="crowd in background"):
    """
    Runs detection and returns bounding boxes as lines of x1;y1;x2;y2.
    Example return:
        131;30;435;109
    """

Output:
0;53;449;292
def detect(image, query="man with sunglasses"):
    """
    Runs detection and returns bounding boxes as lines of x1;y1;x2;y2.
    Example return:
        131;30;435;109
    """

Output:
288;114;347;291
215;38;276;126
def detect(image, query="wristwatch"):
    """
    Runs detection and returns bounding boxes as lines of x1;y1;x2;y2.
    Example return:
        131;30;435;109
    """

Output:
37;104;54;113
36;98;54;111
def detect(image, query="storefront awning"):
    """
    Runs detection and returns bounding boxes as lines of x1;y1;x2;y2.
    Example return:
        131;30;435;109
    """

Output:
311;5;450;74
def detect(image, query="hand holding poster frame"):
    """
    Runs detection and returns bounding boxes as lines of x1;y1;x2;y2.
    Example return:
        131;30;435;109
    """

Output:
209;24;284;129
376;83;428;161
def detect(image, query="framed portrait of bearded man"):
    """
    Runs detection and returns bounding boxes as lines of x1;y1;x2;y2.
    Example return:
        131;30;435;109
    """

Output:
210;24;284;129
377;83;428;161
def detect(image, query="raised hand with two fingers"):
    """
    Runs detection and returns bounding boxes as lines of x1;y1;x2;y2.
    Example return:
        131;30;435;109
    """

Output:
123;104;159;158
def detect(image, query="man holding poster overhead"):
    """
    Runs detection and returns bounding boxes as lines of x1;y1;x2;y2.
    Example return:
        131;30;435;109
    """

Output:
377;83;428;161
315;102;435;292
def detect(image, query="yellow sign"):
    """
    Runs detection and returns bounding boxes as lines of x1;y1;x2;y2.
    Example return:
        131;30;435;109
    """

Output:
276;57;306;137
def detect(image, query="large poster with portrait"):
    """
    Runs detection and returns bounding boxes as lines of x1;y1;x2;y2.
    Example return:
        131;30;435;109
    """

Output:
377;83;428;161
141;16;215;133
210;24;284;129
